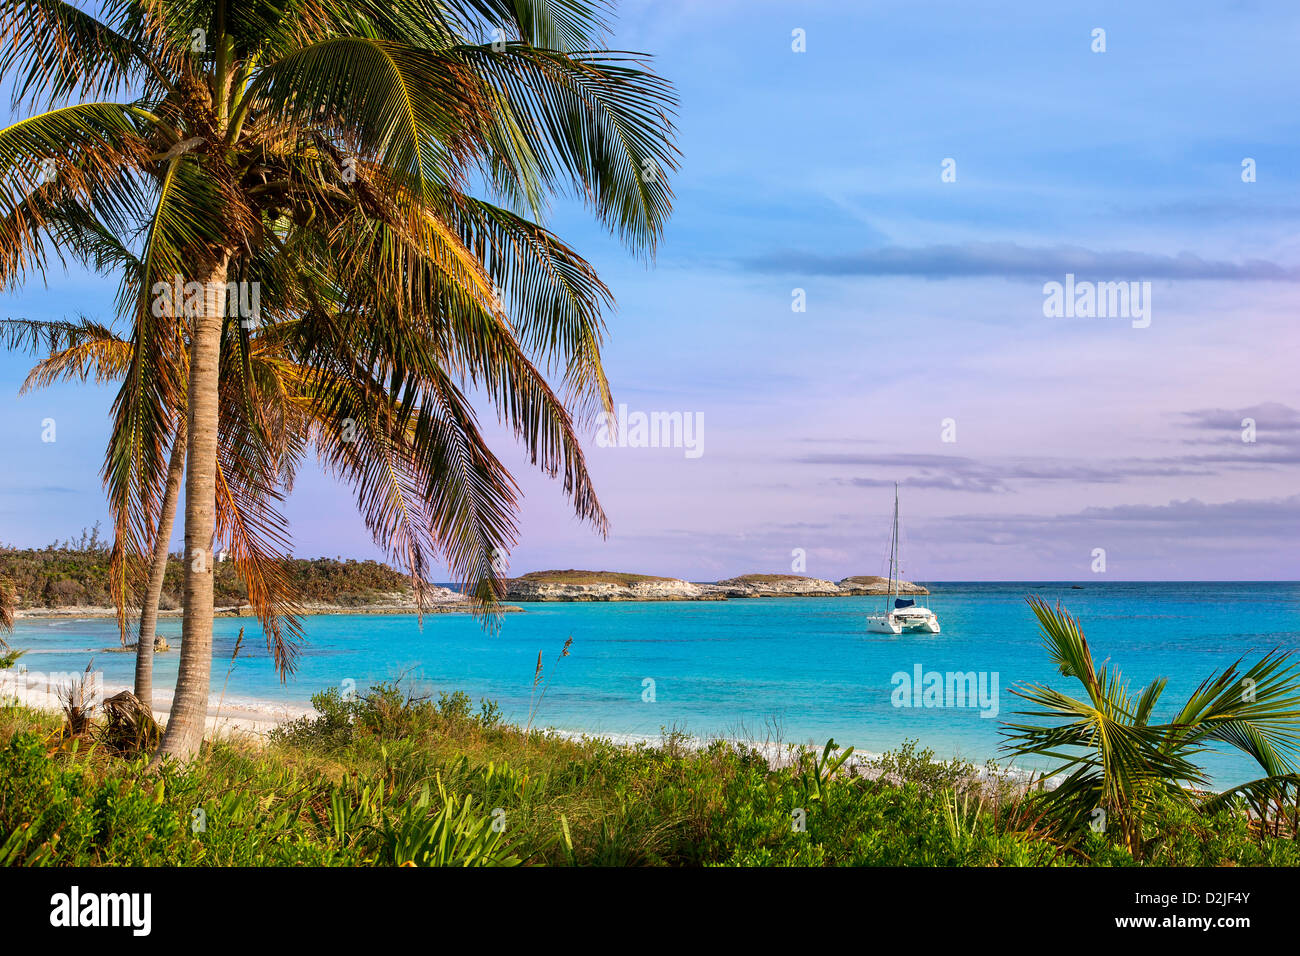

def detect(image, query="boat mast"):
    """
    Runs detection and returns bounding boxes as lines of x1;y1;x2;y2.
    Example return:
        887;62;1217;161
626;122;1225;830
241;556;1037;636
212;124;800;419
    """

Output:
891;482;900;606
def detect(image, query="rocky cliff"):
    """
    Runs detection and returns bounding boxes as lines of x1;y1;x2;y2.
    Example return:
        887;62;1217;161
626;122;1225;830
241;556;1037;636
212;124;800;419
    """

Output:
835;575;930;596
504;570;717;602
707;574;843;597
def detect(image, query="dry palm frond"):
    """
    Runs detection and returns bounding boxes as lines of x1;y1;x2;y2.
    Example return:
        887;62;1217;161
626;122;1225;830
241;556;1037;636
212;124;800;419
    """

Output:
57;662;101;740
99;690;161;754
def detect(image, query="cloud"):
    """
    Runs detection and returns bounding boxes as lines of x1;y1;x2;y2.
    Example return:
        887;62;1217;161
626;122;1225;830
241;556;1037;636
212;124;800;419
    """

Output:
584;494;1300;581
1073;495;1300;526
1121;200;1300;224
0;484;81;495
1177;403;1300;435
797;451;1222;494
741;241;1300;281
794;403;1300;494
845;474;1006;494
935;494;1300;541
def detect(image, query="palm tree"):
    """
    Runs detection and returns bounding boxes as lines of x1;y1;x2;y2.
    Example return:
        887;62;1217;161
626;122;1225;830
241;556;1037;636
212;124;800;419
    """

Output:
1003;597;1300;857
6;296;566;710
0;575;14;638
4;315;283;708
0;1;675;762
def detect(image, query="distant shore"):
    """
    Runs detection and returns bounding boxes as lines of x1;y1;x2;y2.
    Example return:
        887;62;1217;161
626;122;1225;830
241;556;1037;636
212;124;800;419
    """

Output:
14;597;524;620
503;571;931;602
7;565;932;618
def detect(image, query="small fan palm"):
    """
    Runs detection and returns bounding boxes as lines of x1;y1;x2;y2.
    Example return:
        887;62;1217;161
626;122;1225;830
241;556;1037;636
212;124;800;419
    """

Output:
1003;597;1300;858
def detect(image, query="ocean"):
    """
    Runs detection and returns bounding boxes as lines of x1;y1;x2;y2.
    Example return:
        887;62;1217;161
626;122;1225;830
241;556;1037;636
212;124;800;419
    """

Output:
7;581;1299;786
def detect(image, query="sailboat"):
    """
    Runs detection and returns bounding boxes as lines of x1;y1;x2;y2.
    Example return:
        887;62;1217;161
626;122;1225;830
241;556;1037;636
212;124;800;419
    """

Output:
866;483;940;634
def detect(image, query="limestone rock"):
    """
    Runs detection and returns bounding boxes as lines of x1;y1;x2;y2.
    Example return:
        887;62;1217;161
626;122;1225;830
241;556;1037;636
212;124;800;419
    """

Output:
836;575;929;595
706;574;842;598
505;570;709;602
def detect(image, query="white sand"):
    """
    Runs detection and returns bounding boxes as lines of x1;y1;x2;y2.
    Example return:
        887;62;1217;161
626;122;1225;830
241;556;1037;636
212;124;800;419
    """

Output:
0;668;312;739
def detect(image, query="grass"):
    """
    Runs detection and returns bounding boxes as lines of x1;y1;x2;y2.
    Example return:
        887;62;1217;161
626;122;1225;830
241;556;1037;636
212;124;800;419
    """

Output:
2;684;1298;867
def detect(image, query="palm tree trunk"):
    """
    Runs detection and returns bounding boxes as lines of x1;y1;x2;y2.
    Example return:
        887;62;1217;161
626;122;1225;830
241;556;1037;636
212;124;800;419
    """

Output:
152;259;228;765
0;576;14;637
134;417;186;710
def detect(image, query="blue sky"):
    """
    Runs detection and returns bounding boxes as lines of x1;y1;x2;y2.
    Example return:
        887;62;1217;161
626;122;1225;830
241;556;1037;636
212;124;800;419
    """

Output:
2;0;1299;580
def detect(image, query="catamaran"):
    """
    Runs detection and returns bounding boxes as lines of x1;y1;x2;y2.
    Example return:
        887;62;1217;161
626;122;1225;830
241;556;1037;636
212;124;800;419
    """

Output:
867;483;940;634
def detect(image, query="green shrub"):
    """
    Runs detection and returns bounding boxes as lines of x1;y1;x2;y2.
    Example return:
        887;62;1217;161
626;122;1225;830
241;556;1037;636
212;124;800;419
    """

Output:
4;685;1299;868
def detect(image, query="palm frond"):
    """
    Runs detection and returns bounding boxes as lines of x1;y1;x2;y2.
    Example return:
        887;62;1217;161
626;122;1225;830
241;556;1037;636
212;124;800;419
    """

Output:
0;316;132;390
454;43;677;255
0;0;171;108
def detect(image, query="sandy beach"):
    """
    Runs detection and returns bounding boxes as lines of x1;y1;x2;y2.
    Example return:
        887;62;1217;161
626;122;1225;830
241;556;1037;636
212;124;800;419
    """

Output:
0;665;883;767
0;668;313;738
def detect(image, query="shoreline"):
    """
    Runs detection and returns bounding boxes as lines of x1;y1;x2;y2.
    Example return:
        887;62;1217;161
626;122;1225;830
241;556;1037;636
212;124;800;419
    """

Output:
0;669;313;738
13;601;525;620
0;668;1047;786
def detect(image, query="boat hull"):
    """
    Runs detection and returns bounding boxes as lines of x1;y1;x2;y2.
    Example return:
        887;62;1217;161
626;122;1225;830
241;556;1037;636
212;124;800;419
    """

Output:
867;610;941;634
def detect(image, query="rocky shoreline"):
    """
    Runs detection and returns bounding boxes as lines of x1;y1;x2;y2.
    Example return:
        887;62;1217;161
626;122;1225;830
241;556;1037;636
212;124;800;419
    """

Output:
504;571;930;602
13;573;932;617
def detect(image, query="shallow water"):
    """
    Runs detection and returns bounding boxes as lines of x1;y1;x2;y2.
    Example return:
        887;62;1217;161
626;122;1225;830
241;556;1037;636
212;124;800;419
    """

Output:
9;581;1299;786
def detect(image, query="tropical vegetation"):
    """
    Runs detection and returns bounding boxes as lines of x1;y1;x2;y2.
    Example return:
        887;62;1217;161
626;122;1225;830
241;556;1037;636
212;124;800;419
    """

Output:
1003;597;1300;860
3;598;1300;866
2;678;1299;867
0;0;677;763
1;1;1294;871
0;534;420;610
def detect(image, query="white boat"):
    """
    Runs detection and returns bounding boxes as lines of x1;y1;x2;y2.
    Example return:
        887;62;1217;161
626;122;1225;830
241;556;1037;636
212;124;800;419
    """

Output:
866;483;940;634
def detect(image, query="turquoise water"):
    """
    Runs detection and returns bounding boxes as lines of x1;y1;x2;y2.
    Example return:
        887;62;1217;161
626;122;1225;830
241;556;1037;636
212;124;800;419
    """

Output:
8;582;1299;786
